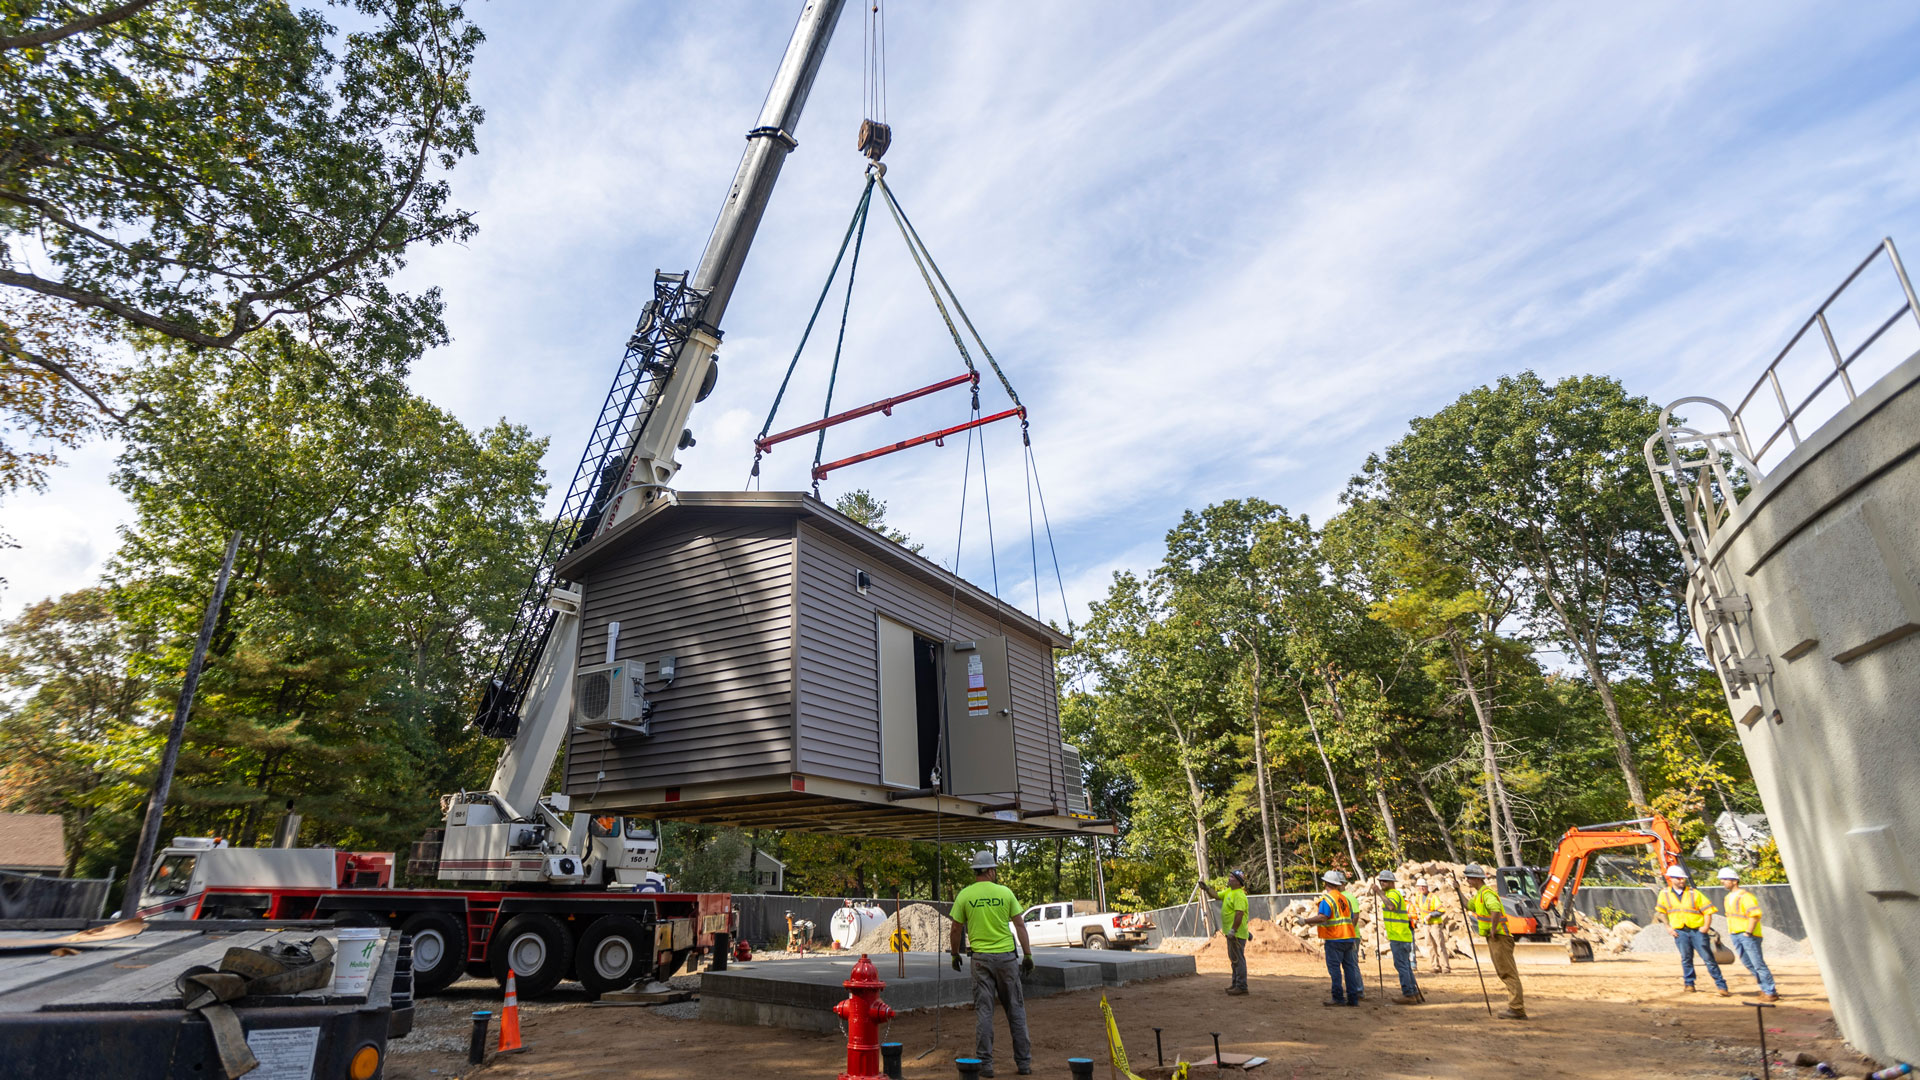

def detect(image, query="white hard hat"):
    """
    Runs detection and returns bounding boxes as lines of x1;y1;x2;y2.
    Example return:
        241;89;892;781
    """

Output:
1322;870;1347;886
1376;870;1397;883
1717;867;1741;881
1664;865;1689;879
970;850;997;870
1462;864;1487;878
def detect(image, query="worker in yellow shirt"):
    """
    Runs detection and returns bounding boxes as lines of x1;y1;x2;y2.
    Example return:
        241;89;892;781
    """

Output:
1374;870;1422;1004
949;850;1034;1077
1198;869;1251;995
1654;864;1729;996
1718;867;1777;1001
1414;881;1451;973
1463;864;1525;1019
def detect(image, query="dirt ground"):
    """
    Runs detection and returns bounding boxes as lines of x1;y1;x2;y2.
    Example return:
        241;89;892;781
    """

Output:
386;948;1867;1080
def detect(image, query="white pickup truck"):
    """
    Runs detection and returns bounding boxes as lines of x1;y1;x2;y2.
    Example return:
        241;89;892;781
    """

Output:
1019;900;1154;950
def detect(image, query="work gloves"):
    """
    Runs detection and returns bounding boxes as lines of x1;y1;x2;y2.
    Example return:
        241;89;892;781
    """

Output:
1021;953;1035;977
950;951;964;972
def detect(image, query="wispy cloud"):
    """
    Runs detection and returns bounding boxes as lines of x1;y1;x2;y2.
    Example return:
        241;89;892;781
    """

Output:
7;0;1920;625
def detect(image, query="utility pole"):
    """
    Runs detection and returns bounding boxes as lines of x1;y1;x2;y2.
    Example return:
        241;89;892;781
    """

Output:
120;531;242;919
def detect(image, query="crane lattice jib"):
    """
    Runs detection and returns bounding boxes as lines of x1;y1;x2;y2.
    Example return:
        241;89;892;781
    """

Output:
472;272;713;738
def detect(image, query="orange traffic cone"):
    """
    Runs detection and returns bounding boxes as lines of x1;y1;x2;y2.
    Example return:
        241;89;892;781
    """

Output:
497;968;524;1054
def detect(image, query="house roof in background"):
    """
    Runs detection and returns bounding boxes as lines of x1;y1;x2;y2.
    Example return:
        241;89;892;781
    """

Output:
0;813;66;871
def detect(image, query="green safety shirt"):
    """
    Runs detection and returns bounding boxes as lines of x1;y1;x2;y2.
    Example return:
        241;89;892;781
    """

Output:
1469;884;1510;938
1218;886;1251;940
1380;888;1414;943
952;881;1022;954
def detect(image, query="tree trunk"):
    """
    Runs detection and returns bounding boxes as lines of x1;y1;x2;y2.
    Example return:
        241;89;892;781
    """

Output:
1247;650;1278;894
1370;759;1403;864
1168;716;1212;929
1540;584;1648;807
1394;746;1461;861
1052;838;1064;901
1298;682;1364;876
1451;637;1523;866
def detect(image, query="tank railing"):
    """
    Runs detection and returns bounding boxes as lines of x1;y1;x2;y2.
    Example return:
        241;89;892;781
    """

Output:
1729;237;1920;470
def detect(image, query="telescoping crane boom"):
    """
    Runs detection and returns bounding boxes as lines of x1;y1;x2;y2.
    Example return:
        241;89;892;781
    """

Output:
438;0;851;889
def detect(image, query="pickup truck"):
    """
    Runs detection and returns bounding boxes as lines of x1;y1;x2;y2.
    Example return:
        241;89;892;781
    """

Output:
1019;901;1154;950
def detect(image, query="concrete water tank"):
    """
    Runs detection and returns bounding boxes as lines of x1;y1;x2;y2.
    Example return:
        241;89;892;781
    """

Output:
1647;238;1920;1067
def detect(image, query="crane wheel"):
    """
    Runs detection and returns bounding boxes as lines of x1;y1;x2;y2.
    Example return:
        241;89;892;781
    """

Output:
490;913;575;998
575;915;650;995
400;912;467;995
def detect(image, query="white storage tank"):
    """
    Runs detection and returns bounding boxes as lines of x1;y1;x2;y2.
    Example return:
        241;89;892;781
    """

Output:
829;903;886;949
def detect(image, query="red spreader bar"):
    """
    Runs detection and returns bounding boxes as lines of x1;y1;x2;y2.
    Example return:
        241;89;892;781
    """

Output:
812;406;1026;482
756;371;979;454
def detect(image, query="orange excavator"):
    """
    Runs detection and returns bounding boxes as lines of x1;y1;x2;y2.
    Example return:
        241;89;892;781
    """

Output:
1494;814;1685;962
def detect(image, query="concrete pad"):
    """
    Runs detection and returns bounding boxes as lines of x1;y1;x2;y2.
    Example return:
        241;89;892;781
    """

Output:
699;950;1194;1032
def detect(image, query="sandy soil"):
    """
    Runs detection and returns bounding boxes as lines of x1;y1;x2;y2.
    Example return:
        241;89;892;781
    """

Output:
386;948;1865;1080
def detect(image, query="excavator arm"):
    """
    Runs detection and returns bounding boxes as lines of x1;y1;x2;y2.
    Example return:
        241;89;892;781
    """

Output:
1538;814;1684;914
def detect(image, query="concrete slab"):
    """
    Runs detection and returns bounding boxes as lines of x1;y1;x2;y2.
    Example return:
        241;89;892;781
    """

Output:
699;950;1194;1032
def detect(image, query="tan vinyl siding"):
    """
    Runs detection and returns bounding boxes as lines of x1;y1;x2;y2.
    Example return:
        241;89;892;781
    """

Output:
794;524;1067;806
563;517;796;793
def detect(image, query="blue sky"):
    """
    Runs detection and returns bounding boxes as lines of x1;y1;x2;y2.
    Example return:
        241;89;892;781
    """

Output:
8;0;1920;625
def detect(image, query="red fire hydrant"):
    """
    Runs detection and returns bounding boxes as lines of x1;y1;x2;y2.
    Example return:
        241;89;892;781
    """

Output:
832;953;895;1080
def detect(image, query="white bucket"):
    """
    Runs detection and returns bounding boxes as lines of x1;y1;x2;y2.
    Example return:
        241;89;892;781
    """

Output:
332;927;383;995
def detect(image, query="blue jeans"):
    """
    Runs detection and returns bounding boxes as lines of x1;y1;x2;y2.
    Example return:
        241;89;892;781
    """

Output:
1730;933;1775;995
1324;939;1362;1003
1673;927;1727;990
1389;940;1419;997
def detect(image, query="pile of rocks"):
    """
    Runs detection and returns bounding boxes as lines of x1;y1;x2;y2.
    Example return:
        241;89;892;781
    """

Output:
1267;860;1477;960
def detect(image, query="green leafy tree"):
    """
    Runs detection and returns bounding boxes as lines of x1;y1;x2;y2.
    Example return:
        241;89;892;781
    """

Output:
1;0;484;483
832;489;922;553
1353;372;1683;809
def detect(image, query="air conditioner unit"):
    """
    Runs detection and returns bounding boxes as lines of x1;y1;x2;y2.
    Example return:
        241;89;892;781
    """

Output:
574;662;650;736
1061;742;1088;813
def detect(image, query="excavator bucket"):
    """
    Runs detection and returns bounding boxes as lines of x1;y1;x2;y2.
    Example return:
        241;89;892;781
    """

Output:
1474;938;1594;966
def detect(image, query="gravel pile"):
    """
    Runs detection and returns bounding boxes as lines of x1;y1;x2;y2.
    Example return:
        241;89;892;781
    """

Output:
849;903;951;954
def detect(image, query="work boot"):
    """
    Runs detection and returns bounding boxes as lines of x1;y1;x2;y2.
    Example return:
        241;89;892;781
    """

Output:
1759;992;1780;1002
979;1068;994;1078
1018;1067;1032;1076
1497;1009;1527;1020
1717;988;1732;997
1392;995;1421;1005
1225;986;1248;996
1321;999;1346;1007
1683;984;1697;992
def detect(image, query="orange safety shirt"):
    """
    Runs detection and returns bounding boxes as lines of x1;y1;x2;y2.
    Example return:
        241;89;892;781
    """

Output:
1316;890;1357;940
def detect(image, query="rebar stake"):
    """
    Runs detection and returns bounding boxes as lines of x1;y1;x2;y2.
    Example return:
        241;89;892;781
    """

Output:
1152;1027;1164;1066
1210;1032;1223;1068
1750;1001;1777;1080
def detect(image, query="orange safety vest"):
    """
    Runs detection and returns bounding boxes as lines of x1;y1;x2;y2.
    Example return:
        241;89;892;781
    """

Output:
1655;887;1715;930
1725;887;1763;937
1317;890;1357;940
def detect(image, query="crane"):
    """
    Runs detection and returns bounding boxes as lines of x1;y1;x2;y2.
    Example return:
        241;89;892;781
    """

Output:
436;0;853;889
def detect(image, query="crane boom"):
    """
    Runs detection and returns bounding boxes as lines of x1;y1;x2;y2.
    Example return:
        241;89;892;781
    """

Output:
461;0;847;854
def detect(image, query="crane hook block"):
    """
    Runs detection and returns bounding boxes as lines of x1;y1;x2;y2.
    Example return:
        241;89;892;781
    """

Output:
858;119;892;162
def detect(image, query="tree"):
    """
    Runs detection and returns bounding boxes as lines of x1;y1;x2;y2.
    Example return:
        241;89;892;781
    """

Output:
1353;372;1682;809
105;334;544;852
833;489;922;553
0;587;155;875
1;0;484;481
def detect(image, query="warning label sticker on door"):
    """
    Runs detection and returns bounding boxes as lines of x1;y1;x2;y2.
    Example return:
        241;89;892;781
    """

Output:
966;652;988;716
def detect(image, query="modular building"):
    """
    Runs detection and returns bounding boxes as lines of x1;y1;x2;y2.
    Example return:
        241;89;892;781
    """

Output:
553;491;1110;842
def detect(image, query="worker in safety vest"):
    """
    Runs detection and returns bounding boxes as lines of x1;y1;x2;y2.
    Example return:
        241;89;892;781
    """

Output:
1374;870;1422;1004
1717;866;1776;1001
1463;864;1526;1019
1414;881;1451;974
1198;869;1251;995
1301;870;1362;1006
1655;864;1729;996
949;850;1034;1077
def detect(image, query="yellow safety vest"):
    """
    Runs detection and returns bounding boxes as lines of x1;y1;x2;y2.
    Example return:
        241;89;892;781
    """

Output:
1725;887;1763;937
1317;890;1356;940
1469;885;1509;937
1415;893;1445;924
1381;889;1414;943
1655;887;1715;931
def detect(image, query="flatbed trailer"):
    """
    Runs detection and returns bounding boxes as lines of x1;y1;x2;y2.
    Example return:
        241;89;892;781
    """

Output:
144;884;732;998
0;919;410;1080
